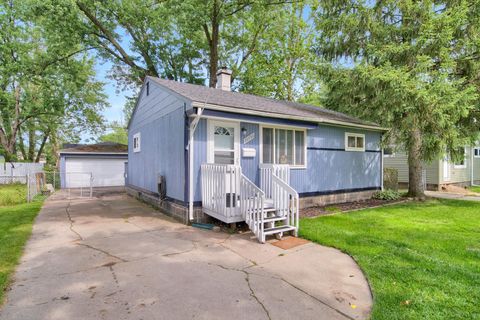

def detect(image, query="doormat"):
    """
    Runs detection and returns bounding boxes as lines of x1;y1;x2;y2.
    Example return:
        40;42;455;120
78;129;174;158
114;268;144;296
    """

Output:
271;237;310;250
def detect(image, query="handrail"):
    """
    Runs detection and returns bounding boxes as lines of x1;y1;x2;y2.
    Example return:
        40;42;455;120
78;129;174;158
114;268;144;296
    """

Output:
272;174;299;236
259;164;290;199
240;174;265;241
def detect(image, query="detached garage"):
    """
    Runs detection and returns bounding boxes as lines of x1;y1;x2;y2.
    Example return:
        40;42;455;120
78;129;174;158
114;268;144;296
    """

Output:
59;142;128;188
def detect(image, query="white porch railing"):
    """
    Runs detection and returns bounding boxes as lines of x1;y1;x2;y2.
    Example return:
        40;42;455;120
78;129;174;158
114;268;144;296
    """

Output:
259;164;290;199
200;164;243;223
201;163;298;243
240;175;265;241
272;174;299;237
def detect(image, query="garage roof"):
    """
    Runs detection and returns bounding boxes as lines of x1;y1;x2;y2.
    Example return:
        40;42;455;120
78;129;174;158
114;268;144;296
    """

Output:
60;142;128;155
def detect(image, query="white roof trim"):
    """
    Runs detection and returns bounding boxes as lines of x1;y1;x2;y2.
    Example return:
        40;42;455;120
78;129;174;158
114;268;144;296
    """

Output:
191;101;388;132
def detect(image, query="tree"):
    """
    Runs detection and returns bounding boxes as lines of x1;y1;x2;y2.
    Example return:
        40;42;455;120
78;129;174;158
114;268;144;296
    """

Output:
237;1;319;101
313;0;480;197
98;121;128;145
0;0;106;163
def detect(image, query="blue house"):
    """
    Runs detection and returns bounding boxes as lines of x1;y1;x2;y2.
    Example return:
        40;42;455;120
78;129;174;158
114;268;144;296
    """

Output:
127;68;386;242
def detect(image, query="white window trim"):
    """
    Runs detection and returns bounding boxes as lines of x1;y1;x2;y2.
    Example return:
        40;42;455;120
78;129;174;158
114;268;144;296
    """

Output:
383;146;396;157
207;119;240;165
133;132;141;153
474;147;480;158
345;132;366;152
259;124;307;169
453;147;467;169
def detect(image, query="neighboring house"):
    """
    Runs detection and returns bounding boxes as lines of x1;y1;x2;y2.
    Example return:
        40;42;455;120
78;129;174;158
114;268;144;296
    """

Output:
126;68;387;242
59;142;128;188
384;145;480;190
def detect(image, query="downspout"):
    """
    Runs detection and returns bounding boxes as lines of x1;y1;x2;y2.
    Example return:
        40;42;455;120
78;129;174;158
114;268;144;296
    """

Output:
187;107;203;221
381;147;384;191
472;146;479;187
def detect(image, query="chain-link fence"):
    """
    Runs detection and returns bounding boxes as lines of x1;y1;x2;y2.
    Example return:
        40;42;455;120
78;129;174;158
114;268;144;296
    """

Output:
62;172;93;199
0;175;27;184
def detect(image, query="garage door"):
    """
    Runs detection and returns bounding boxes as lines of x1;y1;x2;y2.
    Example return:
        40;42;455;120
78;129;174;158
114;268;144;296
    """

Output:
65;157;126;188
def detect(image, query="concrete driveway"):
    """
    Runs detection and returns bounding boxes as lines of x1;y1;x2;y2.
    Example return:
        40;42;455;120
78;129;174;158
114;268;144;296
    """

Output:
0;190;372;320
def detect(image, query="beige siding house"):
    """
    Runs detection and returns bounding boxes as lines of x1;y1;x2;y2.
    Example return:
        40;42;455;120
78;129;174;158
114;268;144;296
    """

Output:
384;146;480;190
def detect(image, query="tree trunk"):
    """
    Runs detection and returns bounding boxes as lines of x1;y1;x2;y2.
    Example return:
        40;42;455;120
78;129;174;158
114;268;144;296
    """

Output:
407;127;425;198
18;128;27;160
35;130;49;163
28;126;35;161
208;0;220;88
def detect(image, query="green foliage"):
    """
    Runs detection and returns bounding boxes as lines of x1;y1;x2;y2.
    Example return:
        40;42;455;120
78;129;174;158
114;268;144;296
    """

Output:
0;184;27;206
0;0;107;164
372;189;402;201
0;198;43;304
98;121;128;145
383;168;399;191
300;199;480;319
237;1;321;101
468;186;480;193
313;0;480;196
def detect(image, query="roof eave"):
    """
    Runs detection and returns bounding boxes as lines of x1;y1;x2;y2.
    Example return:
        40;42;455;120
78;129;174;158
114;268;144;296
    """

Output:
59;151;128;155
191;101;388;132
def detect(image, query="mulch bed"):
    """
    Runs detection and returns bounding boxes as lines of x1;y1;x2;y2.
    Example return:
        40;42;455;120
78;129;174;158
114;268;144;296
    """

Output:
301;198;407;218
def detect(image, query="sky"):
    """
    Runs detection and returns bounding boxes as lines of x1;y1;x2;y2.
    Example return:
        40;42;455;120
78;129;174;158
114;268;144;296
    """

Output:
95;61;131;125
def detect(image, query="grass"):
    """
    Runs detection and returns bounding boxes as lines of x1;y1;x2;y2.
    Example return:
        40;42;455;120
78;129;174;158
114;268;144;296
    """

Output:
0;184;44;304
468;186;480;193
300;199;480;320
0;184;27;207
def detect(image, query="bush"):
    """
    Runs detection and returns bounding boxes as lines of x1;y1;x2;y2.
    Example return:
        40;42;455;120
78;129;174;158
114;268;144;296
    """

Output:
383;168;399;191
0;183;27;206
372;189;401;201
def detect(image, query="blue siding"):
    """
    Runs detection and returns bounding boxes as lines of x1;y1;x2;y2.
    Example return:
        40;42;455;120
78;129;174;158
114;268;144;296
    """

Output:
128;81;188;201
192;119;382;201
60;156;66;188
240;122;259;184
291;125;381;194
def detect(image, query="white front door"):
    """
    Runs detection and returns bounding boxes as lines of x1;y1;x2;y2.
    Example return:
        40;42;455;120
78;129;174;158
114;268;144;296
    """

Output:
207;120;240;165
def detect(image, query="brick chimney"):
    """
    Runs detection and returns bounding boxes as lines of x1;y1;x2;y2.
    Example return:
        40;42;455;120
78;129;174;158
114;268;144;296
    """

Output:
216;67;232;91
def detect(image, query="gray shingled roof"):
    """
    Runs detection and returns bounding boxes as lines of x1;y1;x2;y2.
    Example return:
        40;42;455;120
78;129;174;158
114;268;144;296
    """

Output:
149;77;383;129
60;142;128;154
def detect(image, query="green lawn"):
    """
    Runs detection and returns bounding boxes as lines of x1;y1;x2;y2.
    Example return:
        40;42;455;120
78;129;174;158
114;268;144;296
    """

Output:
300;199;480;320
0;184;44;304
468;186;480;193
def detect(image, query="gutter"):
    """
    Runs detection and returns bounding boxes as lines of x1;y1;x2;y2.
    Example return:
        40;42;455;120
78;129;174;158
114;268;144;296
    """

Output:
187;107;204;221
472;146;479;187
191;101;388;132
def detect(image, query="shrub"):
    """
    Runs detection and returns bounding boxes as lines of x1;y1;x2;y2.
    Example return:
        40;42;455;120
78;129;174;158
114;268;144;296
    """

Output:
372;189;401;201
383;168;399;191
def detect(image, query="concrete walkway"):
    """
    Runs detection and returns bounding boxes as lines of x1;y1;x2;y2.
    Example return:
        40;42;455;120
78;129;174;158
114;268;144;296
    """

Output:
0;190;372;320
425;190;480;202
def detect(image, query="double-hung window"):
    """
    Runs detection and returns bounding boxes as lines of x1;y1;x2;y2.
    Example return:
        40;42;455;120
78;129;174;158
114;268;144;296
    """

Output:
261;126;306;167
133;133;141;153
345;133;365;152
474;147;480;158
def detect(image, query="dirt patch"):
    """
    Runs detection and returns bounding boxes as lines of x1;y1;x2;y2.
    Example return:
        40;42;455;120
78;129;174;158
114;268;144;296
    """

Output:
301;198;405;218
441;184;480;196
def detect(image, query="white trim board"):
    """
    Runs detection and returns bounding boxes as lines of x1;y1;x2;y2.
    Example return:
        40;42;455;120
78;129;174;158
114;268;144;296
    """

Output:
259;124;307;169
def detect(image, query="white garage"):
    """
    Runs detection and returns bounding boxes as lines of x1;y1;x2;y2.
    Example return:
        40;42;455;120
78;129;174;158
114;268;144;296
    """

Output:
60;143;128;188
